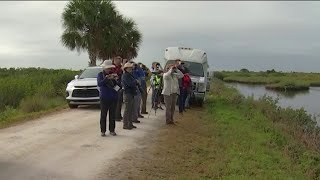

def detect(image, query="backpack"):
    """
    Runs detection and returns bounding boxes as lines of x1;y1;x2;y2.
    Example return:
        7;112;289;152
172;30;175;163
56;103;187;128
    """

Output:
182;74;191;89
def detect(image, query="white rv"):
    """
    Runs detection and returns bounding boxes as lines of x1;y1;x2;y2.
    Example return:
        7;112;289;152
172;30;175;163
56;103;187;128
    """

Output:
164;47;209;106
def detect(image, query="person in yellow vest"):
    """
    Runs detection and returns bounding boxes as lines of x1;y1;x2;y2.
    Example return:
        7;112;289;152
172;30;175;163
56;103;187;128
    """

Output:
150;62;164;109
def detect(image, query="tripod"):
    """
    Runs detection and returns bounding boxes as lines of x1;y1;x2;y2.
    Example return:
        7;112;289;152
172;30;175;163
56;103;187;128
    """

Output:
147;87;163;118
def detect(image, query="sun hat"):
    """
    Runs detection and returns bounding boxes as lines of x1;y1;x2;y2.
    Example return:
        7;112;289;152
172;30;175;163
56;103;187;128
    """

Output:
100;60;115;69
122;62;134;70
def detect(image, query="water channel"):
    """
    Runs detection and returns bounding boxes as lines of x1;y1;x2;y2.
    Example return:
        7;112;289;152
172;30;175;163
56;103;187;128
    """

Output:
226;83;320;125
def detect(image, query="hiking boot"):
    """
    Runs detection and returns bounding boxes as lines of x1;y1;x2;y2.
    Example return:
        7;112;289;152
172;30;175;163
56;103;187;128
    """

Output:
101;133;106;137
133;120;141;123
109;132;117;136
131;125;137;128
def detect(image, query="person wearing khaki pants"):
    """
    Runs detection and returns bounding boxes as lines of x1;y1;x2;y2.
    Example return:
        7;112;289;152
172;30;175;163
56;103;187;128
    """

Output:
162;63;184;124
163;93;178;124
122;63;138;129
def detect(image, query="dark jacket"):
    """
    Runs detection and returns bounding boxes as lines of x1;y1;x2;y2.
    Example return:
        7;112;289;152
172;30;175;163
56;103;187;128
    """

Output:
177;66;185;89
122;71;137;96
97;72;118;100
113;64;123;88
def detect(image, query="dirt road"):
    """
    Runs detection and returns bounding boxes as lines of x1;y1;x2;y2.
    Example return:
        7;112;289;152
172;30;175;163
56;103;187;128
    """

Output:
0;104;164;180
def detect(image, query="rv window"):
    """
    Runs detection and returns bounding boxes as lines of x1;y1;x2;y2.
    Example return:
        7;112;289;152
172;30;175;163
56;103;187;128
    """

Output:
165;60;204;77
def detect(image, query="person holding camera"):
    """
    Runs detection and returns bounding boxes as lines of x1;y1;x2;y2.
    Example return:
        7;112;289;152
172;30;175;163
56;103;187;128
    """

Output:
162;64;184;125
150;62;164;110
97;60;119;137
122;62;138;130
112;56;124;122
175;59;189;113
139;63;149;114
131;61;145;123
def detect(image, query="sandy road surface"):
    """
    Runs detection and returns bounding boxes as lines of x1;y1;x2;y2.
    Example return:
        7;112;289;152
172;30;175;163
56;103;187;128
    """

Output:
0;102;164;180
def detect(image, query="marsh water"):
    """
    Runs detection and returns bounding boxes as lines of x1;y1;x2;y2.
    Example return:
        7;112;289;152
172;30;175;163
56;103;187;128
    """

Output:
226;83;320;125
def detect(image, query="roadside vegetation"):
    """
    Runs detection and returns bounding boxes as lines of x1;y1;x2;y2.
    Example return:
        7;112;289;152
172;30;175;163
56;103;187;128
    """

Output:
215;69;320;91
0;68;78;128
115;79;320;179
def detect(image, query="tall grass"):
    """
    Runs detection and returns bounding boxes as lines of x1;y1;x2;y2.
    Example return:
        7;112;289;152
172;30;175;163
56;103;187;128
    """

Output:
210;80;320;178
0;68;79;125
113;79;320;179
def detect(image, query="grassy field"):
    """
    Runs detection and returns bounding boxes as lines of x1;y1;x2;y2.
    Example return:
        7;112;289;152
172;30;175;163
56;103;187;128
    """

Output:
0;68;78;128
116;79;320;179
215;70;320;91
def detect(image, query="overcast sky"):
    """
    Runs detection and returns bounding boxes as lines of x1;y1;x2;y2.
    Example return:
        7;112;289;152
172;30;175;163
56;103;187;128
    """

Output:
0;1;319;72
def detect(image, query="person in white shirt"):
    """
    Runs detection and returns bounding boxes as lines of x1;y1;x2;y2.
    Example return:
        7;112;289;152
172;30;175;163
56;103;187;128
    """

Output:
161;64;184;125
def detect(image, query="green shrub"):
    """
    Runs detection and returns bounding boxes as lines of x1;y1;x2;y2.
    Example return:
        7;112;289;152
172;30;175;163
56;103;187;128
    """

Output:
240;68;249;73
19;95;65;113
0;106;20;122
0;68;77;109
35;82;56;97
213;71;225;80
20;96;50;113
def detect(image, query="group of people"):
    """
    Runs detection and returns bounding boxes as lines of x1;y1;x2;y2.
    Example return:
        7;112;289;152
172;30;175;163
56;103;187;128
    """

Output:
97;56;192;137
97;56;149;136
150;59;192;124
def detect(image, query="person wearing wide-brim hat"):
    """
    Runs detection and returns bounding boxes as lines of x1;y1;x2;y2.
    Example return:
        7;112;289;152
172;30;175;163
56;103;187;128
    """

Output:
121;62;138;130
97;60;118;137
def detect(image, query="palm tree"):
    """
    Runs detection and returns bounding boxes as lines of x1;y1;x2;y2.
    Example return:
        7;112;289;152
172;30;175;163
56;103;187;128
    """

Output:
98;15;142;61
119;17;142;60
61;0;118;66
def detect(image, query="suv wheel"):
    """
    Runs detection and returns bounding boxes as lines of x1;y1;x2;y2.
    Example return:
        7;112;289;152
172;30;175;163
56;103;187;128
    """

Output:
68;104;78;109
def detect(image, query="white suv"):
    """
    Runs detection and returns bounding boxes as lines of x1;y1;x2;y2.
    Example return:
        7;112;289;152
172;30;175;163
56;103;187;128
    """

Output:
66;67;102;108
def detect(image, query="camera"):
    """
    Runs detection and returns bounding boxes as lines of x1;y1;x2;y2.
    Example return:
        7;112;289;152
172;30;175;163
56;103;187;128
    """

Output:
155;63;160;69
